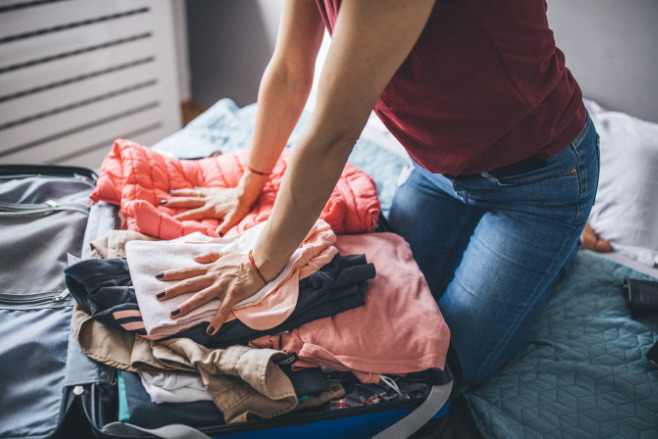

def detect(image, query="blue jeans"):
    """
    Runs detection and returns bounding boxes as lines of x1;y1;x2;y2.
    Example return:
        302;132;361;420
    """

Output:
389;115;600;389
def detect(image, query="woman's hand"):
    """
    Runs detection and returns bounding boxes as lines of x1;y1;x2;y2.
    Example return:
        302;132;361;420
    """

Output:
580;223;612;252
155;251;266;335
164;170;269;236
165;187;252;236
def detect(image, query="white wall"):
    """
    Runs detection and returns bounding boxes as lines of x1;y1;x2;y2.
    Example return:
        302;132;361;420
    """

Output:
185;0;283;107
171;0;191;102
547;0;658;122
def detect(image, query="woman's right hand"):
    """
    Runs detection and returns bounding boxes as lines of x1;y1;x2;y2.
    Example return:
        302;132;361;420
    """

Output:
164;172;268;236
155;249;267;335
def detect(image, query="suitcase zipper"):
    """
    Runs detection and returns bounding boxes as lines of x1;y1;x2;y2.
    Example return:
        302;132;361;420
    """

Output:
0;199;89;216
0;165;97;183
0;290;71;306
53;289;71;302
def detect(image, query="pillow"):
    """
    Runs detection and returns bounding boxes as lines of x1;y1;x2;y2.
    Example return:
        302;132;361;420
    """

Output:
585;99;658;267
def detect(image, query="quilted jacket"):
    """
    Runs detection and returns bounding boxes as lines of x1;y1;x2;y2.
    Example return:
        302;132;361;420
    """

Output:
90;139;381;239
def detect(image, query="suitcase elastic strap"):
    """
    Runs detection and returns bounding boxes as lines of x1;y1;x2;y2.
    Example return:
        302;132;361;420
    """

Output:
102;381;452;439
102;422;212;439
372;380;453;439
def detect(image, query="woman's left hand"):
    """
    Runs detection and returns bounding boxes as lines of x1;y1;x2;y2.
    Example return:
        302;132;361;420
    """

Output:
154;251;266;335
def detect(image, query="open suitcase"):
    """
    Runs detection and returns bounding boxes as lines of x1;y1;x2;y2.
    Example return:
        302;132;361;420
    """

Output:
0;164;100;439
0;164;457;439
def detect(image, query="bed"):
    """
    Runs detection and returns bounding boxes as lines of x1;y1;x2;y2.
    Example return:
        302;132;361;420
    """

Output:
148;91;658;438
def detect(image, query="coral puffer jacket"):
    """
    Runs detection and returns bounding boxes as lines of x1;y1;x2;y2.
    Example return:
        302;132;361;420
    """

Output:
90;140;381;239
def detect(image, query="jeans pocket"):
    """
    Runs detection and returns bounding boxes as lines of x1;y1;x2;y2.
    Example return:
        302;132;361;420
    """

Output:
481;155;578;188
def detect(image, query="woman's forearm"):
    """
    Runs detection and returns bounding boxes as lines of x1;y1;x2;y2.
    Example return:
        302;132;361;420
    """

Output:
235;62;314;210
254;126;358;280
246;1;325;176
247;61;314;174
235;1;325;221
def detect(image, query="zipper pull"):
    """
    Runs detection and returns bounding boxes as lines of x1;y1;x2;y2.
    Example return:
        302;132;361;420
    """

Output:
53;289;71;302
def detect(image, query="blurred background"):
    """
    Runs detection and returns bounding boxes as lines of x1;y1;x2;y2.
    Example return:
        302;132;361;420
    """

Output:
0;0;656;169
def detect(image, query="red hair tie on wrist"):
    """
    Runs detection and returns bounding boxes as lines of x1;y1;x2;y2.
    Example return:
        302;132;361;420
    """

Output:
248;249;267;284
246;165;271;176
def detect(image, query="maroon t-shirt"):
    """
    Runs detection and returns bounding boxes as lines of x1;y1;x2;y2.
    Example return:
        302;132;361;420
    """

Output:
316;0;586;175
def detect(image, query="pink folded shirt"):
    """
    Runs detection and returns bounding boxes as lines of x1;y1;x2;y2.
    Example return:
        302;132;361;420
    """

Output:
251;232;451;383
125;220;337;339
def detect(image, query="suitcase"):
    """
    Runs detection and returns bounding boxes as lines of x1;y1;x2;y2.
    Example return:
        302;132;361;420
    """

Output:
0;164;101;439
0;164;457;439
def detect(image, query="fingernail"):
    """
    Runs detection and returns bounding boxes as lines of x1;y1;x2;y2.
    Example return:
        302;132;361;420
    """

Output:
207;326;215;335
155;273;164;279
160;200;168;205
155;290;165;299
218;232;224;237
170;308;180;316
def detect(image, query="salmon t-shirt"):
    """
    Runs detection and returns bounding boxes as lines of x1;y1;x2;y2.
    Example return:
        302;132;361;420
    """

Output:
252;232;451;383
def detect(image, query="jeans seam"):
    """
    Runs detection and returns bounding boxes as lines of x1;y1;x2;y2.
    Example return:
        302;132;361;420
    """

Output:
474;230;574;383
569;114;596;224
570;142;584;222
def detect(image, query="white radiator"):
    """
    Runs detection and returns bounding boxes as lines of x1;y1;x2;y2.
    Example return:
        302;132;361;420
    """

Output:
0;0;182;168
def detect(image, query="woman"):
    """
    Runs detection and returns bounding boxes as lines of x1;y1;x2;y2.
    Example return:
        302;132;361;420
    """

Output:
156;0;599;390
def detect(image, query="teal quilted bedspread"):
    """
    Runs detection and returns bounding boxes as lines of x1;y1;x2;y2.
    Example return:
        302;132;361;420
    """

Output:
153;99;658;438
467;251;658;438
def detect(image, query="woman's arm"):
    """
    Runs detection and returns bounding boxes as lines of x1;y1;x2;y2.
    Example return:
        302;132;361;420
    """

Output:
246;0;325;181
165;0;325;235
160;0;436;334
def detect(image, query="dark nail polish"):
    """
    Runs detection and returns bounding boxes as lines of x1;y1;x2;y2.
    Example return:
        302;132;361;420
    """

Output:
160;200;168;205
207;326;215;335
170;308;180;316
156;291;165;299
218;232;224;237
155;273;164;279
